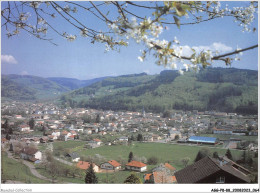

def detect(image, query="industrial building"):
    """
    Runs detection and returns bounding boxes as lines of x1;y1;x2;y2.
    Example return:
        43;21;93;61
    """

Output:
187;136;219;145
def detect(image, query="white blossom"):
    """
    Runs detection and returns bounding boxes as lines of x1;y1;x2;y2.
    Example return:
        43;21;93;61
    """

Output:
66;34;77;42
80;28;88;37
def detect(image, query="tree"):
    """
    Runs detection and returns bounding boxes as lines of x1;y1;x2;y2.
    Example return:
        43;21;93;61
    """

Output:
1;2;257;71
137;133;143;141
95;114;101;123
29;118;35;130
181;157;190;167
85;163;98;184
174;135;180;141
225;149;233;160
194;148;211;162
5;133;11;140
124;173;142;184
130;135;135;141
147;156;158;165
128;152;133;163
213;152;219;159
48;161;60;183
163;110;171;118
240;150;247;164
3;119;9;134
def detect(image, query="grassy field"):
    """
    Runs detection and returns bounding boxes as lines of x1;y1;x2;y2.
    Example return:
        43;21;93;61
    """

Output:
35;166;85;184
1;152;48;184
96;170;144;184
68;142;242;170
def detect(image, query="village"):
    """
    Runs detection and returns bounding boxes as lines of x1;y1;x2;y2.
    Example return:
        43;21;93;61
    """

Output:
1;100;258;184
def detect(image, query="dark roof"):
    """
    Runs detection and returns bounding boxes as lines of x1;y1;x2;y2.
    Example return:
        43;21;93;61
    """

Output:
21;147;38;155
175;156;250;183
175;156;220;183
66;152;79;159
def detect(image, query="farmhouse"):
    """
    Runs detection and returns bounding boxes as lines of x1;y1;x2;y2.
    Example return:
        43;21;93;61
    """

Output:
20;147;42;162
19;124;31;132
65;152;80;162
100;160;121;171
187;136;219;145
154;163;176;173
144;171;177;184
125;160;147;172
175;156;251;183
76;161;99;172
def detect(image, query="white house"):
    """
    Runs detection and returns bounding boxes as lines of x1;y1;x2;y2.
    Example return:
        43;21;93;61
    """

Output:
125;160;147;172
66;152;80;162
100;160;121;171
19;125;31;132
118;136;128;142
20;147;42;161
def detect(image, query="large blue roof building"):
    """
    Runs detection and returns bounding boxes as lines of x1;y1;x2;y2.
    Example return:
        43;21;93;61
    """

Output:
188;136;219;144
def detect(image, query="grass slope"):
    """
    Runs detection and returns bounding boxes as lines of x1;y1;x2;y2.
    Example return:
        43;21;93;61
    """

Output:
1;152;48;183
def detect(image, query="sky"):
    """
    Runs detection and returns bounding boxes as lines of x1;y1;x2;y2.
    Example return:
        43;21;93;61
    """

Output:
1;1;258;80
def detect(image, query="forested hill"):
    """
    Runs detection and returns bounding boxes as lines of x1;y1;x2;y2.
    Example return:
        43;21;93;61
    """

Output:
1;74;70;101
59;68;258;114
47;76;109;90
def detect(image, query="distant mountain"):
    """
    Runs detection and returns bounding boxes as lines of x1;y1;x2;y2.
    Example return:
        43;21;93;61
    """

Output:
47;76;110;90
1;74;70;101
58;68;258;114
1;76;37;101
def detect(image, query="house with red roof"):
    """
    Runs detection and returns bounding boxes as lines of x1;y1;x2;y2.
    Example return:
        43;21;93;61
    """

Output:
125;160;147;172
144;171;177;184
144;163;177;183
100;160;121;171
76;161;99;172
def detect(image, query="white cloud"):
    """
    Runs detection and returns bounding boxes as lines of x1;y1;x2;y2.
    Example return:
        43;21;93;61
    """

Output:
20;71;28;75
1;54;18;64
175;42;233;57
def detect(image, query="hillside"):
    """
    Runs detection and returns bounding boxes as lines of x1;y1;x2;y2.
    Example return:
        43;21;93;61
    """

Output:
59;68;258;114
1;76;37;101
47;76;109;90
1;74;70;101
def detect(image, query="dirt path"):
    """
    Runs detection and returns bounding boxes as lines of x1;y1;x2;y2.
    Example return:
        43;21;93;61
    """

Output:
2;144;54;182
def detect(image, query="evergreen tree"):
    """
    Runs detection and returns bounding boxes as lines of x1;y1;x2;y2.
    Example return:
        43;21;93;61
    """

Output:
5;133;11;140
29;118;35;130
162;110;171;118
241;150;247;164
124;173;142;184
213;152;219;159
3;120;9;134
95;114;100;123
194;151;204;162
128;152;133;163
137;134;143;141
225;149;233;160
194;148;210;162
85;163;98;184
